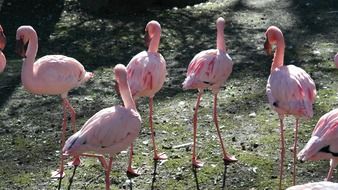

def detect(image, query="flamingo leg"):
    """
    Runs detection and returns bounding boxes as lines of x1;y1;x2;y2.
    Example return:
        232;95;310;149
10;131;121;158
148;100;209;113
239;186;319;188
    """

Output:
192;92;203;168
51;102;68;179
63;98;77;133
73;153;110;189
126;143;140;177
62;98;81;167
292;118;299;186
325;159;338;181
104;157;113;190
279;118;285;190
212;94;237;163
149;97;167;160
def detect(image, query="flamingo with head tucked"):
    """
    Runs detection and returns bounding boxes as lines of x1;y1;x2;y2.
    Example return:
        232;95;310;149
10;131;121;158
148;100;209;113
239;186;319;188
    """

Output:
15;25;93;178
125;20;167;176
0;25;6;73
63;64;141;190
264;26;317;189
298;108;338;181
182;17;237;168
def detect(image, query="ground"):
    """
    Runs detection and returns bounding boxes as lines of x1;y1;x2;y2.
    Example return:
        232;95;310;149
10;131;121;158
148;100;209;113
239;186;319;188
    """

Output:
0;0;338;189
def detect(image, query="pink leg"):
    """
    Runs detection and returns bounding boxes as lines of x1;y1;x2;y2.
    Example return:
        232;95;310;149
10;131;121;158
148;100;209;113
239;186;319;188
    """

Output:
126;143;140;177
326;159;338;181
51;102;68;178
279;118;285;190
63;98;80;167
63;98;77;133
105;157;113;190
149;97;167;160
78;153;110;189
292;118;299;186
192;92;203;168
212;94;237;163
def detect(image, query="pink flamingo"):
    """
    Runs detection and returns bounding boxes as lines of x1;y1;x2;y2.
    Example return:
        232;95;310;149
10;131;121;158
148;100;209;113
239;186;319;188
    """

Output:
15;25;93;178
182;17;237;168
286;181;338;190
334;53;338;68
0;25;6;73
298;108;338;181
63;64;141;190
264;26;317;188
125;20;167;176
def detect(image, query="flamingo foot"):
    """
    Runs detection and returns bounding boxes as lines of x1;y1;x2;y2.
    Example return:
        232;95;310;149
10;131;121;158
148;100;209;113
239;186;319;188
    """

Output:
192;159;204;168
67;157;81;167
126;168;140;178
154;153;168;161
223;154;238;164
51;170;65;179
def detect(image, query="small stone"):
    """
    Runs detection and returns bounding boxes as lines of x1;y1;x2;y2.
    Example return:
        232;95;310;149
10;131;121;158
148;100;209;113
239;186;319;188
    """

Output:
249;112;256;118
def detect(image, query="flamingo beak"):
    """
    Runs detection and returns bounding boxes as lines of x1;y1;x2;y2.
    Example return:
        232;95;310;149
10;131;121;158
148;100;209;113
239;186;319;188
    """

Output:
144;30;151;48
15;38;26;58
113;80;120;97
264;38;272;56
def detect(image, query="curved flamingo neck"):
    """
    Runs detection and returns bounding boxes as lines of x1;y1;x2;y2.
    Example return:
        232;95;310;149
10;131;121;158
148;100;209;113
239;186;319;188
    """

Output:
115;65;137;111
216;23;226;51
271;34;285;73
147;23;161;53
21;28;38;89
120;81;136;111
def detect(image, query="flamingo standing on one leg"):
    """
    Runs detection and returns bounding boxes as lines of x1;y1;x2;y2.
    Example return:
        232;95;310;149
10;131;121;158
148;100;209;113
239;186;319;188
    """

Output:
264;26;317;189
286;181;338;190
334;53;338;68
125;20;167;176
298;108;338;181
63;64;141;190
15;25;93;178
182;17;237;168
0;25;6;73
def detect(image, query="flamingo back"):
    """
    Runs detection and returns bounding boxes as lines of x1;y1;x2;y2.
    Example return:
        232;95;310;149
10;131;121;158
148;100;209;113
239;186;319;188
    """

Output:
63;106;141;156
298;109;338;161
182;49;233;94
126;51;166;98
23;55;93;96
266;65;316;118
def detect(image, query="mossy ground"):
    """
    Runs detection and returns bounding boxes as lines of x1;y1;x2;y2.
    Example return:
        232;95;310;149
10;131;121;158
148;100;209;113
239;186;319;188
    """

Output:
0;0;338;189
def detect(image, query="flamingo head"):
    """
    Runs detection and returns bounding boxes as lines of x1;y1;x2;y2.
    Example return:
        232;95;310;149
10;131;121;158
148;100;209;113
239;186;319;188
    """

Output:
334;53;338;68
0;25;6;51
216;17;225;31
144;20;161;48
113;64;128;87
264;26;284;55
15;26;35;58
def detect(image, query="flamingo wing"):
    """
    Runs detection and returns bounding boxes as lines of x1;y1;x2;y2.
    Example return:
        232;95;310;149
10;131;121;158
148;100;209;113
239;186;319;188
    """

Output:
267;65;316;118
127;51;166;98
183;49;232;92
298;109;338;161
28;55;92;96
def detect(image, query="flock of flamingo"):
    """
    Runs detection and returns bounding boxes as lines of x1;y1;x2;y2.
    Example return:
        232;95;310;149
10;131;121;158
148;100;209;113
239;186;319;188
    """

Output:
1;16;338;190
